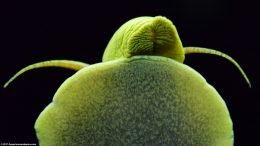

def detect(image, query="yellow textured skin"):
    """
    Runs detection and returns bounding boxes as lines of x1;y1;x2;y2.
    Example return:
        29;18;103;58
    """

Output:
5;16;250;145
35;56;233;146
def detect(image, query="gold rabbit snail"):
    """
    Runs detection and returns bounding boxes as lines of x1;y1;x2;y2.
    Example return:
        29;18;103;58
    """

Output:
4;16;250;146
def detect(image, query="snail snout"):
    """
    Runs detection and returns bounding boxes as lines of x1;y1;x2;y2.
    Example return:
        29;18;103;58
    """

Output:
127;16;178;57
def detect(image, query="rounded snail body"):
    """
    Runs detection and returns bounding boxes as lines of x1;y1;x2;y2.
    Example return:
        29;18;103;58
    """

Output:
35;56;233;145
4;16;251;146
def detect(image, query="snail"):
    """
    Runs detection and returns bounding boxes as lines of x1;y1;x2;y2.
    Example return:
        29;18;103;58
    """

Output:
4;16;250;146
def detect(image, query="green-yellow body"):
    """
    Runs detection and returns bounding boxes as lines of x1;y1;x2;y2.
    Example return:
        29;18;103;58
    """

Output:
35;56;233;145
4;16;251;146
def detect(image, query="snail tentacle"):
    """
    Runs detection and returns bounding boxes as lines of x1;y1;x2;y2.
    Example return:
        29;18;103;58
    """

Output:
184;47;251;87
4;60;88;88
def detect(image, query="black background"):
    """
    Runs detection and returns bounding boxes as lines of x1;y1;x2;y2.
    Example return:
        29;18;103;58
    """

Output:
0;1;259;145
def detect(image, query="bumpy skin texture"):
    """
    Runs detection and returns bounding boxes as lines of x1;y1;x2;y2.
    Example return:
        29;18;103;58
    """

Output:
35;56;233;146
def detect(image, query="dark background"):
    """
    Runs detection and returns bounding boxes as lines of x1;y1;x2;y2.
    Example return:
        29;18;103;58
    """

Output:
0;1;259;145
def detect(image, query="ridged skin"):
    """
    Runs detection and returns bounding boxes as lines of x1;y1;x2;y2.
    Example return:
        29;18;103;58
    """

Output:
35;56;233;146
102;16;185;63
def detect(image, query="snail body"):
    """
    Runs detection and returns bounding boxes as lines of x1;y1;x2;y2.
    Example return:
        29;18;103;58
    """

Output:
36;56;233;145
5;16;251;146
